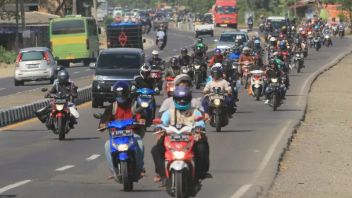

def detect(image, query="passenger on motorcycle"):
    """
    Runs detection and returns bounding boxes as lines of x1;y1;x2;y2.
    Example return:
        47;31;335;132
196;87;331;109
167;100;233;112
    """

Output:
148;50;164;66
178;48;192;66
208;48;224;67
202;66;236;117
263;61;285;104
164;57;181;78
152;86;210;185
99;81;145;179
36;70;79;129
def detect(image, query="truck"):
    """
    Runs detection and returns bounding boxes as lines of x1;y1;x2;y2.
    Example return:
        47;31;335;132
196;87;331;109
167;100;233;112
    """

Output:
212;0;238;28
106;22;144;49
194;13;214;38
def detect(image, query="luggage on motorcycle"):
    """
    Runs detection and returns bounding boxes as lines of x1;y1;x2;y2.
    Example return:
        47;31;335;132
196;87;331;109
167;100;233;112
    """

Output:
35;107;50;123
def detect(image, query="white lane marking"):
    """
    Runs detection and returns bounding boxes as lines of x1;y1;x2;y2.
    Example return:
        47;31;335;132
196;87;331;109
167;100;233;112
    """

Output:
0;88;5;91
230;184;253;198
254;120;293;179
73;71;80;74
85;69;90;72
55;165;75;171
86;154;100;161
0;180;32;194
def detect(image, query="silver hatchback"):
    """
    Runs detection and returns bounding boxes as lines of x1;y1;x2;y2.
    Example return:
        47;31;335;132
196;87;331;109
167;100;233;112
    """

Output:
14;47;57;86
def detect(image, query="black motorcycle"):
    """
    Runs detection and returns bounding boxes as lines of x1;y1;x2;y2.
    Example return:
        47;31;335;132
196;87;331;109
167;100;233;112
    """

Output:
207;87;229;132
313;37;321;51
267;78;282;111
292;52;304;73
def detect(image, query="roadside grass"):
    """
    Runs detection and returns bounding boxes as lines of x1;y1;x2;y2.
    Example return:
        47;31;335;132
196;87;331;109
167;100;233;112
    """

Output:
0;46;16;65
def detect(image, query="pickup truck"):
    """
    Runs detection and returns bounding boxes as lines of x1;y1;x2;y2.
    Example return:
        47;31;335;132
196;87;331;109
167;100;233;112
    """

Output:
194;22;214;38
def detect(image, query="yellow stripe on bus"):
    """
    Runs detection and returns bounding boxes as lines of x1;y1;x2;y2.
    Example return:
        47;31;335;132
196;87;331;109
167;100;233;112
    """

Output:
51;35;86;45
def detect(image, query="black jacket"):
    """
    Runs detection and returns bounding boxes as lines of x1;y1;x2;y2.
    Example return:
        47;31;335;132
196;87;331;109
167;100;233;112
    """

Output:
134;76;154;89
46;81;78;103
178;55;191;66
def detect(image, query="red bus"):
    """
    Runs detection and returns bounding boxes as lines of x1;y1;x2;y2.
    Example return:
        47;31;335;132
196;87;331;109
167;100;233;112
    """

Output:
212;0;237;28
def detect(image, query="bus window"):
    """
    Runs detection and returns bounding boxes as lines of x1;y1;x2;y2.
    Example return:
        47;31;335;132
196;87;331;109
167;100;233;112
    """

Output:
216;6;236;14
52;20;85;35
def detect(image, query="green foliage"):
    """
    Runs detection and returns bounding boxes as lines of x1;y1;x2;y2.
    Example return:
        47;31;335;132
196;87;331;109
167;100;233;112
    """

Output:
0;46;16;64
104;15;114;26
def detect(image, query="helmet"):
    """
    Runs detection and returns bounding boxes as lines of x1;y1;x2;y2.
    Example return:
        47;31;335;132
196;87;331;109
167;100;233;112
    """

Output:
140;63;151;79
294;38;300;44
254;39;261;48
181;48;188;56
174;74;192;87
270;37;277;42
242;46;250;54
279;40;286;50
213;62;222;68
197;38;203;43
215;48;221;55
112;81;130;105
57;70;69;85
152;50;159;59
211;65;223;80
173;86;192;111
170;57;179;68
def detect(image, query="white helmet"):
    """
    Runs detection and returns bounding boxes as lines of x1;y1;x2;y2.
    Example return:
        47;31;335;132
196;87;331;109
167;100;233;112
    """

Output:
270;37;277;42
213;62;223;69
152;50;159;55
140;63;151;78
298;27;303;32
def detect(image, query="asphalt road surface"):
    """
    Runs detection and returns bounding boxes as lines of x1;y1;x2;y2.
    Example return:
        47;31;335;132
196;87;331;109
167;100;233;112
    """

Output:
0;28;213;97
0;36;351;198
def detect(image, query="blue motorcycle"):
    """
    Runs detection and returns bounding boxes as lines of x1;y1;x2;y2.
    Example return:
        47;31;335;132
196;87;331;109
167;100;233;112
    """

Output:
95;117;144;191
135;88;156;129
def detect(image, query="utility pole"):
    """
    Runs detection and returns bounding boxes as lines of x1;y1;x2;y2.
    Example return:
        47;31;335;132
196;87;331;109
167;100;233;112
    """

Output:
72;0;77;14
20;0;25;47
92;0;97;19
15;0;19;50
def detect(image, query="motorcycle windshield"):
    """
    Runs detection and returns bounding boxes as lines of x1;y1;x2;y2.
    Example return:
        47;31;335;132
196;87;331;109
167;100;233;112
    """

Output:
228;53;240;60
136;88;155;95
108;119;135;129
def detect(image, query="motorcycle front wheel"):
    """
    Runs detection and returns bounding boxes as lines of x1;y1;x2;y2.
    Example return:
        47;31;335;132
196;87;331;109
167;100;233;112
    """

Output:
175;171;187;198
272;93;278;111
215;111;221;132
57;117;65;140
121;161;133;191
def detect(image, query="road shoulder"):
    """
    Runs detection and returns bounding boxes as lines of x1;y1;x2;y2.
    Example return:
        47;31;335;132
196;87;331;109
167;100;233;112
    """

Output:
267;53;352;198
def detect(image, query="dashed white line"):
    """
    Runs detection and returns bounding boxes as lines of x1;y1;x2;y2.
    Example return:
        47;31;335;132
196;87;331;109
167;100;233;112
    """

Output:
85;69;90;71
73;71;80;74
86;154;101;161
230;184;253;198
55;165;75;171
0;180;32;194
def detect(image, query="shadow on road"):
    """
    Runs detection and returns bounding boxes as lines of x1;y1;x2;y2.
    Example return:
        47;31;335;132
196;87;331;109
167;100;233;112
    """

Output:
276;108;303;112
58;137;101;141
2;129;47;132
0;195;17;198
211;129;253;133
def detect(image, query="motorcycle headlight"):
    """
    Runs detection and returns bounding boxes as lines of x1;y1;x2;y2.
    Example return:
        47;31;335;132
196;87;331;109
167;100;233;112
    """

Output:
116;144;129;152
141;102;149;108
56;104;64;111
182;69;188;73
194;65;201;69
271;78;278;83
325;35;329;39
173;151;185;160
296;54;300;57
214;98;221;106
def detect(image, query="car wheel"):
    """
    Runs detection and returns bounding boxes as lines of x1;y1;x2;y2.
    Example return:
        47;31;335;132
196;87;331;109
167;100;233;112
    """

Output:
83;59;91;66
49;76;55;84
14;79;24;86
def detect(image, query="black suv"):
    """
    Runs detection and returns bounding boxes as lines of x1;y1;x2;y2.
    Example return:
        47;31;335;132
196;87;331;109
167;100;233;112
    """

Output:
91;48;145;108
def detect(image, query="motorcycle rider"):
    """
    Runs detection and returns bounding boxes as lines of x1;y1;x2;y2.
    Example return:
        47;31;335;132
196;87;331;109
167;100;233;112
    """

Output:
247;15;254;30
178;48;192;67
193;38;208;56
208;48;224;67
98;81;145;179
239;47;255;73
152;86;210;185
148;50;164;66
134;64;154;90
164;57;181;79
156;27;166;47
192;44;208;81
264;60;286;104
36;70;79;129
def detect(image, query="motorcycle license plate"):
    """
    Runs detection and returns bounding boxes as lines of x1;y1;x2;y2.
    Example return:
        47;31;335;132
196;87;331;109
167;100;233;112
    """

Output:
110;129;132;137
138;119;146;125
55;99;67;104
151;72;160;78
170;134;189;142
254;84;261;88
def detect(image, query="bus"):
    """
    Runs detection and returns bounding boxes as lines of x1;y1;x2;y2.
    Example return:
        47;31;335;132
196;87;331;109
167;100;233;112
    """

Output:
49;15;100;67
212;0;238;28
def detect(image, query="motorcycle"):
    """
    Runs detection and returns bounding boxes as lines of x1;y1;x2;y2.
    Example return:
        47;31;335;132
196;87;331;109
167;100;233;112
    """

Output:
153;118;204;198
241;61;253;89
267;78;282;111
332;25;338;36
259;23;265;32
207;87;229;132
165;76;175;98
249;70;264;101
323;34;332;47
150;65;163;94
135;88;156;134
292;52;304;73
338;25;344;38
157;38;165;50
192;62;203;89
94;116;144;191
40;88;72;140
308;32;314;48
313;36;321;51
181;65;192;77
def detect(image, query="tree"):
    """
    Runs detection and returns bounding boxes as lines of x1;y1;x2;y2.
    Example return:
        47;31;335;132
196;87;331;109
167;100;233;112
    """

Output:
336;0;352;33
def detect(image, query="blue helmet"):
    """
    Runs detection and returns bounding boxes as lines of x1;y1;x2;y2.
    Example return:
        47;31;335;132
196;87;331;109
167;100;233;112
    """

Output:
112;81;130;104
215;48;221;55
279;40;287;50
173;86;192;111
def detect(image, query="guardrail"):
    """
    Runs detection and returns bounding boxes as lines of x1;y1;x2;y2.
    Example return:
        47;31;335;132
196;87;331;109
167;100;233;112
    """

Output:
0;86;92;128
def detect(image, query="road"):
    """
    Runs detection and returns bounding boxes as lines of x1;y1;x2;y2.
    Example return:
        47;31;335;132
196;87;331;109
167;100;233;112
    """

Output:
0;28;211;97
0;35;351;197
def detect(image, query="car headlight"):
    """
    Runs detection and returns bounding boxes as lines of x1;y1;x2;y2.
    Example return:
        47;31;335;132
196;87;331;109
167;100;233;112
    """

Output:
56;104;64;111
214;98;221;106
141;102;149;108
93;75;106;81
173;151;185;160
194;65;201;69
112;143;129;151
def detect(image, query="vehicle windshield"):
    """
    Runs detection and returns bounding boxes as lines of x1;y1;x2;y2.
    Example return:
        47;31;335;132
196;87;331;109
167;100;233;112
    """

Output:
21;51;44;61
220;34;246;43
98;53;140;69
271;20;286;30
52;20;85;35
216;6;236;14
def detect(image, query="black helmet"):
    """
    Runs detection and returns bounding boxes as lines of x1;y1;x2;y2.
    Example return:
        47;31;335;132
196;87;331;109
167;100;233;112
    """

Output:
57;70;69;85
140;63;151;79
112;81;130;105
181;48;188;56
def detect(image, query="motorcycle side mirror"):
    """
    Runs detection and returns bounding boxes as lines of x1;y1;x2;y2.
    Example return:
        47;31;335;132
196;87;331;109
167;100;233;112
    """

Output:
153;118;162;125
195;116;204;122
143;38;146;43
41;88;48;92
93;113;102;119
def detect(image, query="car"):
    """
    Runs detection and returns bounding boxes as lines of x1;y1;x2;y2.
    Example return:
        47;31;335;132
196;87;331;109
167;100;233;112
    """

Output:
113;7;124;18
216;30;249;53
124;12;135;21
266;16;287;37
90;48;145;108
14;47;57;86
